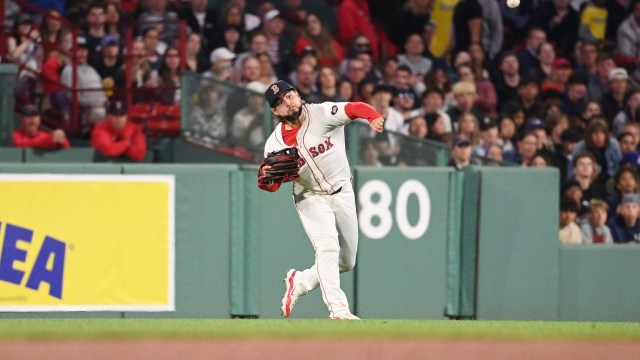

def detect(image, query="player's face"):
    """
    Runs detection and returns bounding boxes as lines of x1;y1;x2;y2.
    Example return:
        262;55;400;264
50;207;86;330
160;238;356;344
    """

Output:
273;90;303;121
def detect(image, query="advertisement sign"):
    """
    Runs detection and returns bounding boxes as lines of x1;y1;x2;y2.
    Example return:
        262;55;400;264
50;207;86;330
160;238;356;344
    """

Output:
0;174;174;311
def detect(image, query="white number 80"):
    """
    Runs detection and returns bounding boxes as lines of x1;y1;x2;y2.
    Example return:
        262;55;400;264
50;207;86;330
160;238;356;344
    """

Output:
358;179;431;240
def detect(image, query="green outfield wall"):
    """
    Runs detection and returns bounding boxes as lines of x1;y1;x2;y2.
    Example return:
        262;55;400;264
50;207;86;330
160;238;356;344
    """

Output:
0;163;637;321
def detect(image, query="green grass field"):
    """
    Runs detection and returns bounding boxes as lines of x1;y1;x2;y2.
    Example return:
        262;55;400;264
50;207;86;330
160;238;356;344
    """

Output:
0;319;639;341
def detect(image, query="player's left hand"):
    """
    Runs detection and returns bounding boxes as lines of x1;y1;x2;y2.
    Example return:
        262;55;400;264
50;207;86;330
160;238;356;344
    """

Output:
370;117;384;133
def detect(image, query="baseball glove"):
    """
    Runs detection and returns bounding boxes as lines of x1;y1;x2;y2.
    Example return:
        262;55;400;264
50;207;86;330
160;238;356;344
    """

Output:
258;147;300;185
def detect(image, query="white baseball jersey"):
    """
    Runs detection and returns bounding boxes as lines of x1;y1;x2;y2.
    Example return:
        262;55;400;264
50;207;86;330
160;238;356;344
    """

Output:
263;101;379;318
264;102;353;195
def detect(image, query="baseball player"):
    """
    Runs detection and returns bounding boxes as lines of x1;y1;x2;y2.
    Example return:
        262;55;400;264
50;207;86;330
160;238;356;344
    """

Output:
258;80;384;320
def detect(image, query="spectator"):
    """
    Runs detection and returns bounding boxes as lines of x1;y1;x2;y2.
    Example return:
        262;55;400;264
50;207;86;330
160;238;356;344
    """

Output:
410;88;453;133
230;81;267;150
563;179;587;219
184;32;208;73
60;36;108;135
91;35;123;99
552;127;583;183
6;12;41;66
608;192;640;243
468;43;494;81
474;117;500;158
141;27;164;70
307;66;343;103
514;132;539;166
601;67;632;127
392;86;417;126
525;118;555;159
578;0;608;46
530;153;553;167
448;134;474;169
342;58;367;102
560;196;582;244
429;0;457;58
425;112;450;143
501;76;545;123
12;104;70;149
278;0;307;29
562;72;590;122
532;0;580;58
138;0;180;47
569;152;610;212
517;28;547;78
540;57;573;96
338;79;354;102
612;89;640;136
40;10;65;58
381;56;399;85
397;115;435;166
202;47;236;82
477;0;503;60
261;9;296;79
622;122;640;149
336;0;379;60
615;1;640;58
181;0;217;56
158;47;182;104
185;83;228;144
569;117;622;180
447;80;483;133
91;100;147;162
214;24;246;55
397;33;432;91
235;55;261;86
234;32;268;74
104;2;127;39
451;0;482;60
630;48;640;90
369;84;403;165
579;100;603;128
457;111;480;146
497;114;518;158
493;51;521;112
587;52;617;103
254;52;277;87
228;0;261;32
530;42;557;84
607;168;639;219
575;40;599;77
83;2;107;64
113;38;154;103
424;64;454;105
580;199;614;244
618;131;638;155
295;13;343;69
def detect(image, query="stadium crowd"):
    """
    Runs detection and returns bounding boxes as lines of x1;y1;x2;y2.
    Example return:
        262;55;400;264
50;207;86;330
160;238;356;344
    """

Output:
5;0;640;243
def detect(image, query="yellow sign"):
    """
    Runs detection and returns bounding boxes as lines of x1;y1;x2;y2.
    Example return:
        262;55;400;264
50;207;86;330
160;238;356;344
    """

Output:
0;174;174;311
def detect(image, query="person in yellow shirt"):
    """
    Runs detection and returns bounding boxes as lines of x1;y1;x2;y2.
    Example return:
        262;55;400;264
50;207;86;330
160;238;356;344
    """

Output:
579;0;608;47
429;0;459;58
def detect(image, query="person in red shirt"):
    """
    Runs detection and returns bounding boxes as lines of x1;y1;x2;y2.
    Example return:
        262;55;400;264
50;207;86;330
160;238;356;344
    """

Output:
91;100;147;162
13;104;70;149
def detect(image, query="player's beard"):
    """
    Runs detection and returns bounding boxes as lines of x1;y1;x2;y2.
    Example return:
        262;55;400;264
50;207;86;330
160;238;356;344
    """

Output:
282;106;303;122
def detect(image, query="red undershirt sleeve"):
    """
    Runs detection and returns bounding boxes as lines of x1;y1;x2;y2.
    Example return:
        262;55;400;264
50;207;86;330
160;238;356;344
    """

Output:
345;102;381;123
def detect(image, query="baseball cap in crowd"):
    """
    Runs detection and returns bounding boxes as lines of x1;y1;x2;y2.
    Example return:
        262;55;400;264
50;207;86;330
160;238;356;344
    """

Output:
298;46;317;57
264;9;282;22
100;35;120;49
567;72;589;86
518;76;538;88
76;36;88;48
265;80;295;108
560;127;583;143
246;80;268;94
525;118;545;131
479;117;498;131
20;104;40;116
106;100;127;115
608;67;629;82
552;58;572;69
395;86;415;99
620;193;640;206
209;47;236;63
17;13;32;25
453;134;471;147
622;152;640;168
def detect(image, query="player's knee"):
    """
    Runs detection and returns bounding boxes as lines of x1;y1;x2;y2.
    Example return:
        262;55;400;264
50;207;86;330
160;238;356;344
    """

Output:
339;257;356;273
